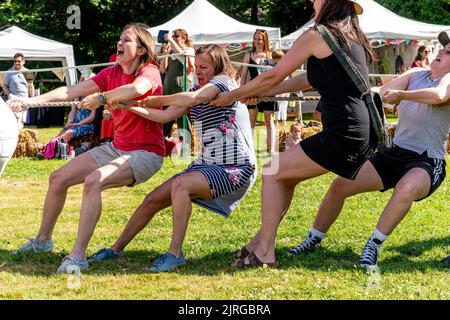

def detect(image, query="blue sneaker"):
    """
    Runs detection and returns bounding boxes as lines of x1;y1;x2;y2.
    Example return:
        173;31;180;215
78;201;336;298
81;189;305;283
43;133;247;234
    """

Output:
57;255;89;274
88;248;124;262
148;252;186;273
12;238;54;255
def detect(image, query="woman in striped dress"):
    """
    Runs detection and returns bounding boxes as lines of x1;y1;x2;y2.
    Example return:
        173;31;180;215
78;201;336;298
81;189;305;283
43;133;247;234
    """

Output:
89;44;257;272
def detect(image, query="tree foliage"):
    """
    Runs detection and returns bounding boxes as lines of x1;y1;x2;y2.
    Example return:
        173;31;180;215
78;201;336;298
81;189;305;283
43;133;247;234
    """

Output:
0;0;448;67
376;0;450;25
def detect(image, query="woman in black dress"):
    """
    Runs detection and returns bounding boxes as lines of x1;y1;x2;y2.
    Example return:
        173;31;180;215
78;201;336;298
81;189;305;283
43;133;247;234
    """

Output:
212;0;374;268
240;29;277;153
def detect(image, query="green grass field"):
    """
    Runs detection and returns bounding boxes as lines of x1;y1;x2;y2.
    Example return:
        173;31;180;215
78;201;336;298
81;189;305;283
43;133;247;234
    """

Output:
0;126;449;300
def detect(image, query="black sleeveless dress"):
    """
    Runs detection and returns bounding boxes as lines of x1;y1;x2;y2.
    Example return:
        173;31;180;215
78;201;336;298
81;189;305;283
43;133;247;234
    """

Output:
300;42;374;179
246;56;277;112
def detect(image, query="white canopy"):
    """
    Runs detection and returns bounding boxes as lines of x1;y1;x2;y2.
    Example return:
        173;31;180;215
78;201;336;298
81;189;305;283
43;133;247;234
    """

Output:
0;26;77;85
148;0;281;45
282;0;450;46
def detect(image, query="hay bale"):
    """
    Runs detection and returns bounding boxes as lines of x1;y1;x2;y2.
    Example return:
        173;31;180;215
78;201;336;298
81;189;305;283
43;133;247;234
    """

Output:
277;123;323;152
302;126;322;139
12;129;39;158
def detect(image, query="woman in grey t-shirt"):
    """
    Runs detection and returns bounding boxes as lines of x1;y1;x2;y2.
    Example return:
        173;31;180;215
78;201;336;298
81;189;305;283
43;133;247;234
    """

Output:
289;31;450;269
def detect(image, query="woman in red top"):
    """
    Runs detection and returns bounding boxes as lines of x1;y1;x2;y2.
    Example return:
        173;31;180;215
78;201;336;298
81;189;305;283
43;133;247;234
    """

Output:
8;23;165;273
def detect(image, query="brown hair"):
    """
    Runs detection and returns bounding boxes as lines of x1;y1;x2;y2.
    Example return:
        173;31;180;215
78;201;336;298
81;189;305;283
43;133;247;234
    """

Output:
13;53;25;60
415;45;428;61
195;45;236;79
122;23;158;75
315;0;374;63
173;29;193;47
252;30;271;56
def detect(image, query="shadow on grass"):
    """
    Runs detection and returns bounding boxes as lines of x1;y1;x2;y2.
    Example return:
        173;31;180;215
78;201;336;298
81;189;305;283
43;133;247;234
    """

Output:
1;236;448;276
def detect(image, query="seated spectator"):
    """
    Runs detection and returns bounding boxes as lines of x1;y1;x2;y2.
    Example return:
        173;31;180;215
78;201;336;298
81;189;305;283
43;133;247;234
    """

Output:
59;104;95;144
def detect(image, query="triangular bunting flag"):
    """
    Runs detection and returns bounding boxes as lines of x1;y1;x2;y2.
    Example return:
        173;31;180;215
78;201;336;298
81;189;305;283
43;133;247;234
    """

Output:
52;69;65;82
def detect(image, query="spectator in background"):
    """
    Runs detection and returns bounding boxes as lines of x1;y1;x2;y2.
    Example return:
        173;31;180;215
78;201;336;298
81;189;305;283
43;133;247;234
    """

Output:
240;29;276;154
411;46;430;69
313;101;322;122
159;29;195;142
271;49;289;127
2;53;35;129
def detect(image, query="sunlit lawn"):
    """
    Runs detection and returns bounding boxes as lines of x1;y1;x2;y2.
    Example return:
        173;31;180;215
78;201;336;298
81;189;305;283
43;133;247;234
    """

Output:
0;126;448;300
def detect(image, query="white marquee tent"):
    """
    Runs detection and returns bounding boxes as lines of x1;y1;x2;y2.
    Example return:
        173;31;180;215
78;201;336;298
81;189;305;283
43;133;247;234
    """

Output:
281;0;450;46
0;26;77;85
148;0;281;45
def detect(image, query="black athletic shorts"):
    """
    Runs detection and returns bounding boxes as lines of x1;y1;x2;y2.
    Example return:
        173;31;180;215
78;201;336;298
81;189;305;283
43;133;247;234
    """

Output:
369;144;446;201
247;101;278;112
300;130;375;180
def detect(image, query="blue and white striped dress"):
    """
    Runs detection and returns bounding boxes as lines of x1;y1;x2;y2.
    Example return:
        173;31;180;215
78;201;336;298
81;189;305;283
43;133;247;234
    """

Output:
178;75;257;217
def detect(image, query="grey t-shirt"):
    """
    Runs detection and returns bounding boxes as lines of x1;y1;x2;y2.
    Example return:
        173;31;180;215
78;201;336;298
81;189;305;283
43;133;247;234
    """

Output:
4;67;29;98
394;70;450;159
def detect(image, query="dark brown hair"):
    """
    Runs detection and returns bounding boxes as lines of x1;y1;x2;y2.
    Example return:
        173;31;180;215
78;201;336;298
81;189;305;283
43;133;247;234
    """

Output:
195;45;236;79
415;45;428;61
315;0;374;63
122;23;158;75
13;53;25;60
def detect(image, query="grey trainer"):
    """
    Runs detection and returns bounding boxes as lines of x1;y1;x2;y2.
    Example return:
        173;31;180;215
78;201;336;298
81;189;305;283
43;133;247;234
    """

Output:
12;238;54;255
57;255;89;273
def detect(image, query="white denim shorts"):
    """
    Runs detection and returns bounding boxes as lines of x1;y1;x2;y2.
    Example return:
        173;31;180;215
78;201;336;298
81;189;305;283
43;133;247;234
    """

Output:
0;136;18;176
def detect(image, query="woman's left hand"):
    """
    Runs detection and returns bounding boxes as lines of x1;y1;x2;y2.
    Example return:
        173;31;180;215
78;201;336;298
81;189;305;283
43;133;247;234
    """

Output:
79;93;101;110
381;90;402;104
210;92;234;107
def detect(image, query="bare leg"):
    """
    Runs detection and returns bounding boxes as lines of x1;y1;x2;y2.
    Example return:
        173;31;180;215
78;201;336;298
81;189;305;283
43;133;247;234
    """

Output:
59;130;74;143
312;161;384;232
110;177;175;253
376;168;430;235
264;110;275;153
167;172;213;257
35;152;99;242
248;108;258;129
244;145;329;264
70;156;136;259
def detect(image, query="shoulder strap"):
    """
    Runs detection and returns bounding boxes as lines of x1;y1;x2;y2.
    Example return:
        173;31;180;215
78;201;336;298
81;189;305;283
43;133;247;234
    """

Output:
316;25;370;96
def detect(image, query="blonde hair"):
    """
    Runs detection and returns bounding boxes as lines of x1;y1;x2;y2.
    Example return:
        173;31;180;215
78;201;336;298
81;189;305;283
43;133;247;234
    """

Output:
271;49;285;60
290;122;303;133
195;45;236;79
122;23;158;75
173;29;193;47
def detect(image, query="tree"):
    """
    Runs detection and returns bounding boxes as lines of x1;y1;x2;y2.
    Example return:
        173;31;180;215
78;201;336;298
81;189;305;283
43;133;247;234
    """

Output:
375;0;450;25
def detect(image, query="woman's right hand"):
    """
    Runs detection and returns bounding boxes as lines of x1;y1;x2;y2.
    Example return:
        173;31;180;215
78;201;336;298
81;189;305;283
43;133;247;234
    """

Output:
6;97;27;112
103;109;113;120
161;44;170;54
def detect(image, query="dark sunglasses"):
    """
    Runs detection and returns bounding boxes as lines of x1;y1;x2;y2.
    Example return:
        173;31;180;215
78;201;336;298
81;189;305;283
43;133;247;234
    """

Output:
172;34;181;38
14;60;23;63
255;29;266;33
